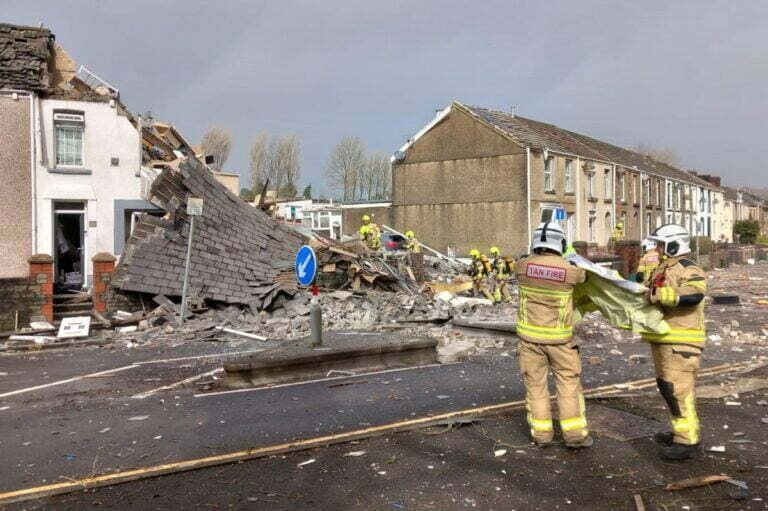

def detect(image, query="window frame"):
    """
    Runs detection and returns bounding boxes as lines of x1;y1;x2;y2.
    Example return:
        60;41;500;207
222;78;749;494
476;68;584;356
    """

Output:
544;157;555;192
53;111;85;169
564;159;574;193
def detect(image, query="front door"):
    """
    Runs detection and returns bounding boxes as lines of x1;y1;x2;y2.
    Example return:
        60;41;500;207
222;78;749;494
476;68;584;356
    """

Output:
53;201;85;289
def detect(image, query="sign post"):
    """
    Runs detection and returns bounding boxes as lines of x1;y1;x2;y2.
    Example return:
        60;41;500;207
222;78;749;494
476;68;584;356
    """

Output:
180;197;203;326
295;245;322;346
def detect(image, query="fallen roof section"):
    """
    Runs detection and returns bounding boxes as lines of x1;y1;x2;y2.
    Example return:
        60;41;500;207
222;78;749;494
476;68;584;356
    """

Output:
113;157;306;308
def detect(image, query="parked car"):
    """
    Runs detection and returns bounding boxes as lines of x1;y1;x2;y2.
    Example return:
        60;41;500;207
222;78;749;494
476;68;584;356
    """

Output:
381;233;407;251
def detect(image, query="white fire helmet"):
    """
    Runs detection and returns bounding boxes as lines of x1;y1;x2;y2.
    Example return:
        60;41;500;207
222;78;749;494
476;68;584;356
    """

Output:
641;238;657;252
648;224;690;257
532;222;567;255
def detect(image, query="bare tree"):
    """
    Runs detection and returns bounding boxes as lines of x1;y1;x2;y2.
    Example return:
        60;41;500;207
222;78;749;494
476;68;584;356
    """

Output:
200;127;232;171
326;137;366;201
366;152;391;200
249;132;269;191
634;143;681;167
275;134;301;198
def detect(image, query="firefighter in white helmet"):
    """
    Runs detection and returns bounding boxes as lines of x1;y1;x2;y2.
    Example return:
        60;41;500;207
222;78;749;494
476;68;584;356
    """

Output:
636;238;660;286
514;222;590;448
643;224;707;460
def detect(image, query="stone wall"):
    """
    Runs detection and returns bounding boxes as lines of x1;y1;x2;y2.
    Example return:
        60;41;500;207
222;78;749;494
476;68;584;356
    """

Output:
0;278;42;331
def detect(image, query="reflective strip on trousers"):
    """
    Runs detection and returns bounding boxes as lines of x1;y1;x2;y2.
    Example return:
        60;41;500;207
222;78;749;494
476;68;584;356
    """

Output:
560;393;588;432
642;329;706;343
516;322;573;340
671;393;699;444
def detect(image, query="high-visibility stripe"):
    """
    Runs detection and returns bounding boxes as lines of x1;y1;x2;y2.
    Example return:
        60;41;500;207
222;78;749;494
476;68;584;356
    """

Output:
684;280;707;291
560;416;587;431
528;417;554;432
519;285;572;298
660;287;678;306
516;322;573;340
642;329;706;343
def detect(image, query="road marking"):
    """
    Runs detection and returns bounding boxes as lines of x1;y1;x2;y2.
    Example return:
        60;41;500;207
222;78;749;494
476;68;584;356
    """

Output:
0;360;756;505
0;349;264;399
132;368;223;399
194;362;456;398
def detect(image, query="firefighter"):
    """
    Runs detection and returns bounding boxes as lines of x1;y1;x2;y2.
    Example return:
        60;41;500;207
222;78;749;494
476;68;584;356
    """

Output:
643;224;707;460
514;222;591;448
611;222;625;242
469;249;495;302
489;246;513;303
358;214;381;250
404;230;421;253
636;238;660;285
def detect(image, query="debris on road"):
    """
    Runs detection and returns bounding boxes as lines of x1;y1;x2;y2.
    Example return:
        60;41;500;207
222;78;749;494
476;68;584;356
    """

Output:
665;474;731;491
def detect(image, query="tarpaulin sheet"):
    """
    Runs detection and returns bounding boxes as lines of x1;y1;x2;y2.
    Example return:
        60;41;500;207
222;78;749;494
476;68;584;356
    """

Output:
567;254;669;335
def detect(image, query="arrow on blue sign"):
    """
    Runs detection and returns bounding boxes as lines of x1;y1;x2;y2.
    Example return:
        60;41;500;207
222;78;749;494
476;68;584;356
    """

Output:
295;245;317;287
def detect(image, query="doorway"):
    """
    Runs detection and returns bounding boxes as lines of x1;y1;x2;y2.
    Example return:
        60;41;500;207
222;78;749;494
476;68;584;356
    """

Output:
53;201;85;289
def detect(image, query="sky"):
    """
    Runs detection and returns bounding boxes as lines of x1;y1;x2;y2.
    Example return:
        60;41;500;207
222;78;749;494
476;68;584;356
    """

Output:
5;0;768;193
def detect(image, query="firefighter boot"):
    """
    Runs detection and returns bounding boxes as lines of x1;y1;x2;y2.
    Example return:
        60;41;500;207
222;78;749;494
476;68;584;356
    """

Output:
659;442;701;460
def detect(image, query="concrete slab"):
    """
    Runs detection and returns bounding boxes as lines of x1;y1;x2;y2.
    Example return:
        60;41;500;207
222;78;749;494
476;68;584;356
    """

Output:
222;331;437;388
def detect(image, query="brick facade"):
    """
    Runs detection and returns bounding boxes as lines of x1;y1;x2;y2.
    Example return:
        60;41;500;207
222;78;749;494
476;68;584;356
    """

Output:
91;252;116;313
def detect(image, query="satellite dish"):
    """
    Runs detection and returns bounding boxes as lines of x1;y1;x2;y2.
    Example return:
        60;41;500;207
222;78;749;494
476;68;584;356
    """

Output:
393;150;406;162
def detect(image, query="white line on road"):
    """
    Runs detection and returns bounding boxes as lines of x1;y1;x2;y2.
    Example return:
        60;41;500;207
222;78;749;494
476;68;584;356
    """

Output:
0;349;264;399
194;362;458;398
131;368;223;399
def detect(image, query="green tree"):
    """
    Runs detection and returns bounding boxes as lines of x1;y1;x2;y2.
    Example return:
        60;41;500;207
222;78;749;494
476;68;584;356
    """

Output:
239;188;255;202
734;219;760;244
302;185;312;199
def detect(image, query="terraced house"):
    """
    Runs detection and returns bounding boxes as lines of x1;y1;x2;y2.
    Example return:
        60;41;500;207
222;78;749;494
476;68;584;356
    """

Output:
391;101;725;256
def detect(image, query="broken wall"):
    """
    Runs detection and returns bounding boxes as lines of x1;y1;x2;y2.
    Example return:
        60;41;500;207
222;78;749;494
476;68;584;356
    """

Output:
113;158;305;307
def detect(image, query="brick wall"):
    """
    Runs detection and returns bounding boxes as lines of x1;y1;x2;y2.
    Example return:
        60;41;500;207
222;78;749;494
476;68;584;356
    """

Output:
613;240;642;279
0;278;42;331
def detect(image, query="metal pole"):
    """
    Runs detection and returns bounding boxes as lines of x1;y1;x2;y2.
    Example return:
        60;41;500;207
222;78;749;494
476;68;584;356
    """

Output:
309;284;323;346
179;214;195;326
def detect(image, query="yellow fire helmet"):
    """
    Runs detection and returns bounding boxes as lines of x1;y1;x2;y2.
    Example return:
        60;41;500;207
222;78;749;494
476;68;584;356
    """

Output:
405;230;415;238
362;214;371;223
489;246;500;256
469;249;480;259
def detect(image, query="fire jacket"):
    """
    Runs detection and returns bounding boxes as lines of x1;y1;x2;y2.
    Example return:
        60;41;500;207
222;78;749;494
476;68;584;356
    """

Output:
471;256;492;282
514;253;586;344
492;256;514;281
359;223;381;249
405;238;421;253
636;250;660;285
642;256;707;347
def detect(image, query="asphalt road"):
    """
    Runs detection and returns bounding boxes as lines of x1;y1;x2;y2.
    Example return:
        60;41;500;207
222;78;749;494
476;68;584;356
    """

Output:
0;331;762;499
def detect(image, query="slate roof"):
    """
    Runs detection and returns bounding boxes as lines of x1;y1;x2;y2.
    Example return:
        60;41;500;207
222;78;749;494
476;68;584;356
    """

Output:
0;23;54;91
113;157;306;307
459;103;712;188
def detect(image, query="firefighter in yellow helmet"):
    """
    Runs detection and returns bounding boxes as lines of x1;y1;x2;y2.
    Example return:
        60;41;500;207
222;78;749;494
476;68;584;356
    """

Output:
469;249;494;302
643;224;707;460
404;230;421;253
611;222;625;242
358;214;381;250
635;238;660;286
514;222;591;448
489;246;513;303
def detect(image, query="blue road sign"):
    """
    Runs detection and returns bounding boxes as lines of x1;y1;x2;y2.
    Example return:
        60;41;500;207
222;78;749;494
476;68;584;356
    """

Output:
295;245;317;287
555;207;567;221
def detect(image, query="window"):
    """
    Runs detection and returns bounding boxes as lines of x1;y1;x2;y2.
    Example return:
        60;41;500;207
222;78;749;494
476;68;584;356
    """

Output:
646;213;652;235
586;172;594;198
618;172;626;202
632;175;639;204
588;215;596;242
656;180;662;207
666;182;673;209
544;157;554;192
604;168;612;198
54;112;85;167
564;159;574;193
605;212;612;241
643;178;650;205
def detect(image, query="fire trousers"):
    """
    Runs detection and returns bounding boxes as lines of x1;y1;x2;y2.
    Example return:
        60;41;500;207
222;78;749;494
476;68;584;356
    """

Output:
650;343;702;445
473;278;495;302
517;340;588;443
493;279;512;303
